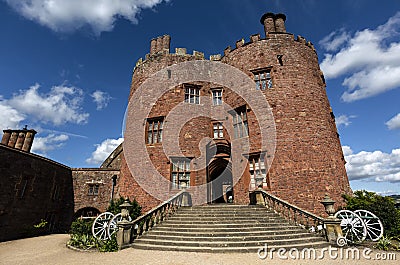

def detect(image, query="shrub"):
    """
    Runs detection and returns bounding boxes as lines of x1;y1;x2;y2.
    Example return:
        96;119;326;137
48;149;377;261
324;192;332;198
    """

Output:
96;234;119;252
69;218;93;236
68;218;96;250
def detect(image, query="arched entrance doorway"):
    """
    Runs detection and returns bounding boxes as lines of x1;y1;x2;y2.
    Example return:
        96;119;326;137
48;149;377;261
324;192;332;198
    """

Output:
207;158;233;203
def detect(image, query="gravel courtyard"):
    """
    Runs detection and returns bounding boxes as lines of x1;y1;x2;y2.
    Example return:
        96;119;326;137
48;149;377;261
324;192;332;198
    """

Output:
0;234;397;265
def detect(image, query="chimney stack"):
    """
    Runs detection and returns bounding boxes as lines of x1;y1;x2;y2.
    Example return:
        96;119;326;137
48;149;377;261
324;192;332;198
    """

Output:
260;12;287;35
274;13;287;33
1;126;37;152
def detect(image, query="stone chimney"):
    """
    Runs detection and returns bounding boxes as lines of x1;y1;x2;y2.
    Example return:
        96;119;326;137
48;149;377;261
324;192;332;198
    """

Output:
260;12;287;35
274;13;287;33
1;126;37;152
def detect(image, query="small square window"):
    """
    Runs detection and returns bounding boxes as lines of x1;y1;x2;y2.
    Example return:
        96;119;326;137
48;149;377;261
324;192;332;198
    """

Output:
213;122;224;139
254;70;272;90
88;184;99;195
184;85;201;104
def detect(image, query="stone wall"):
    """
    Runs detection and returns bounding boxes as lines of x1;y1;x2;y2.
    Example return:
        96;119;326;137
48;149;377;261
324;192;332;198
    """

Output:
72;168;120;215
0;144;74;241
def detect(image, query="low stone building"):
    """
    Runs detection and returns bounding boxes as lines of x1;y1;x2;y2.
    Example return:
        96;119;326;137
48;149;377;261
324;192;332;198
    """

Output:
0;128;120;241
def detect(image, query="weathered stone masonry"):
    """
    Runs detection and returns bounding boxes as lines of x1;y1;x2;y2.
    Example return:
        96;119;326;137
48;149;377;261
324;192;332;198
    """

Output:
119;12;351;215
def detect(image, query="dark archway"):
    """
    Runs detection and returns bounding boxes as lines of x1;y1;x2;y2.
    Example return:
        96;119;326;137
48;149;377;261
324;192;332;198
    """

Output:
207;158;233;203
73;207;101;220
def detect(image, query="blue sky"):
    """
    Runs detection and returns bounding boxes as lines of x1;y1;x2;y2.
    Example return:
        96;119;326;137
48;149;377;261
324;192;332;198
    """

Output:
0;0;399;195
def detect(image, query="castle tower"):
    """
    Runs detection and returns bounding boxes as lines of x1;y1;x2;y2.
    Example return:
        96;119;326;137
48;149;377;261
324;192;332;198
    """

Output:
119;12;351;215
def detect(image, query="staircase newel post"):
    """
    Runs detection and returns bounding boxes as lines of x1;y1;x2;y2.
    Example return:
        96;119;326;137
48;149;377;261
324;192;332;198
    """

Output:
116;200;133;250
320;194;344;246
181;190;192;207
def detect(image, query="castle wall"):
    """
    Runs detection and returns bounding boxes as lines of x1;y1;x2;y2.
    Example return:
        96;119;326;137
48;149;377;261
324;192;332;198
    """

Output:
0;144;74;241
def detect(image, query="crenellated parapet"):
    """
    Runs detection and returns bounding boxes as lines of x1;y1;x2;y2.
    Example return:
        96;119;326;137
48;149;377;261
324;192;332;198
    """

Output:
134;12;316;71
134;36;208;70
220;33;316;58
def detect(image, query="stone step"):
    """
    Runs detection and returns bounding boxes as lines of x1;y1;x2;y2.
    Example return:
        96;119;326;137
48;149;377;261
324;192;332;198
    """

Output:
151;225;301;233
164;217;286;223
148;228;304;237
158;222;292;228
168;212;282;220
131;241;329;253
133;236;325;248
140;232;314;242
130;204;328;253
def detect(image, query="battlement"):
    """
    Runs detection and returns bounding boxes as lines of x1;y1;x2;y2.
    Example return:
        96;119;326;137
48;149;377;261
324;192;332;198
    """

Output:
134;37;209;69
221;33;316;57
134;12;316;69
150;35;171;55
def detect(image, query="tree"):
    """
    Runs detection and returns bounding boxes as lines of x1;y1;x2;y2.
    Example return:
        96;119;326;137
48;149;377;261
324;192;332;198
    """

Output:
107;197;142;220
343;190;400;237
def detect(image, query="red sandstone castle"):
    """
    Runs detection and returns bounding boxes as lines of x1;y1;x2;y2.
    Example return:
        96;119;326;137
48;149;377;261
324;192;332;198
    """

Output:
117;12;352;214
0;12;351;241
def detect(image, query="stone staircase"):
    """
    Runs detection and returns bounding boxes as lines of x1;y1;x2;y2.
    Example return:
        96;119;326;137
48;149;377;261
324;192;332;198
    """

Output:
131;204;329;252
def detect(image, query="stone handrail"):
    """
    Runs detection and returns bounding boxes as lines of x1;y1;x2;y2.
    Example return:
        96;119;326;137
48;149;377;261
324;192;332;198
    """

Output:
250;189;327;239
117;190;191;249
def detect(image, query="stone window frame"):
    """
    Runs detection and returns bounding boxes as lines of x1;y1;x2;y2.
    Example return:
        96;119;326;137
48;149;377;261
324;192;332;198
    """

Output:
16;175;33;199
252;67;273;90
212;121;224;139
88;184;100;196
184;84;201;104
170;157;192;189
231;105;249;139
246;151;269;190
211;88;223;106
146;116;164;144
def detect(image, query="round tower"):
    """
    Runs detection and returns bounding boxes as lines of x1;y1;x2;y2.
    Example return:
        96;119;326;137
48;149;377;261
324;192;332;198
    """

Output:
119;13;351;214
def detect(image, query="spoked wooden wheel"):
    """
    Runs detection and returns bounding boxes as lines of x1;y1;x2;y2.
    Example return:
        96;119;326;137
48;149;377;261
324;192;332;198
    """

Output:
354;210;384;241
107;213;132;238
335;210;367;243
92;212;114;241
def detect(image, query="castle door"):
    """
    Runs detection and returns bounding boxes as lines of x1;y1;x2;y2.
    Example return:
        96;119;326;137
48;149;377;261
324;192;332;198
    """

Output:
207;158;233;203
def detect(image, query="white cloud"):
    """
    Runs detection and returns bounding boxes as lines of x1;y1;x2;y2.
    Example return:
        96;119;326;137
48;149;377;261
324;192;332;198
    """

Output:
86;137;124;165
343;146;400;183
0;98;25;129
31;133;69;154
386;113;400;130
342;145;353;157
8;83;89;126
335;114;356;128
319;28;350;52
91;90;111;110
320;12;400;102
5;0;167;35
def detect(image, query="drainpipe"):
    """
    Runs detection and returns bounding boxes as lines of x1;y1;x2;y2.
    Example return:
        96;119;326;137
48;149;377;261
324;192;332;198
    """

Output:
110;175;117;202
